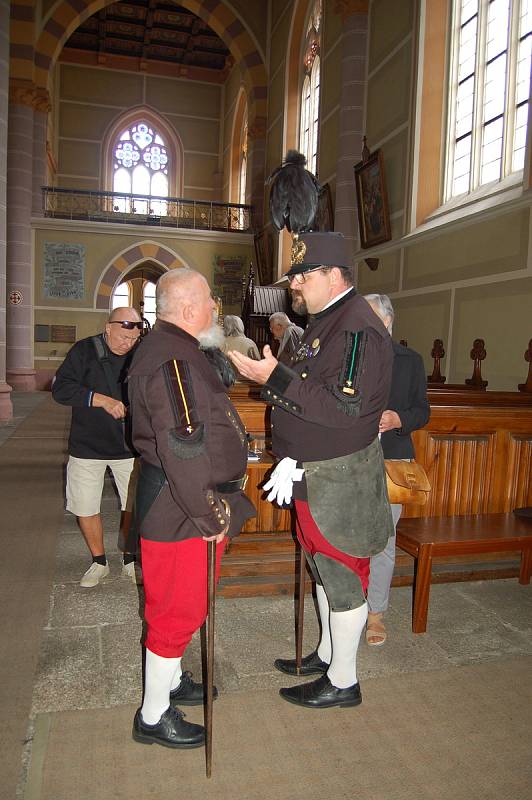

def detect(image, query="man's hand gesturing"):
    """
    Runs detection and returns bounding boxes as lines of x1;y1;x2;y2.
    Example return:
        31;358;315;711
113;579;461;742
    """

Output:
227;345;278;385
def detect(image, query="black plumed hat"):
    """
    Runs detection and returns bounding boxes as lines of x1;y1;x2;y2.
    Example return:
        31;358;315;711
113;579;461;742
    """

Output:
267;150;321;234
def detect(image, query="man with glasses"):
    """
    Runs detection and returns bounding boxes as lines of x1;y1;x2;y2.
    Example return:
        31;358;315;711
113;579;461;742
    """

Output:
53;307;142;587
228;231;394;710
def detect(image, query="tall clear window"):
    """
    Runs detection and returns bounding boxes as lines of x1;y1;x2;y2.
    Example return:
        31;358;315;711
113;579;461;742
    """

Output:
111;281;131;309
113;122;169;215
299;0;322;176
142;281;157;328
446;0;531;199
239;119;248;207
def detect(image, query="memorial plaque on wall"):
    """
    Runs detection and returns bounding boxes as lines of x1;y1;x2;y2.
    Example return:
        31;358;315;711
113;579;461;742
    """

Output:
213;255;244;306
34;324;50;342
51;325;77;343
44;242;85;300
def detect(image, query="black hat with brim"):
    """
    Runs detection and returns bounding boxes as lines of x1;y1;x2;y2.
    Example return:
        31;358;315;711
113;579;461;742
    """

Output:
285;231;351;277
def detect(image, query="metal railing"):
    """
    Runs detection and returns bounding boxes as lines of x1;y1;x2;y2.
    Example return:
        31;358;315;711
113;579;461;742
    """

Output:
41;186;252;233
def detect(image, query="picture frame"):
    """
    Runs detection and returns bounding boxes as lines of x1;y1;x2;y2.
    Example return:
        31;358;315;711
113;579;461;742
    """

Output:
313;182;334;232
353;149;391;249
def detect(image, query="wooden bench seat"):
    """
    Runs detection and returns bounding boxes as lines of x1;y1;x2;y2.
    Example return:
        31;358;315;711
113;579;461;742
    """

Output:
396;513;532;633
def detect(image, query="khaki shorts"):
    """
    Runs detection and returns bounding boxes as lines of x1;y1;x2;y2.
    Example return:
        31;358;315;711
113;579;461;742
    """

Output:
66;456;138;517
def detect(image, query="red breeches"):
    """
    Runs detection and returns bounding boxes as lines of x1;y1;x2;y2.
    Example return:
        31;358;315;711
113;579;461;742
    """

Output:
140;536;226;658
294;500;370;594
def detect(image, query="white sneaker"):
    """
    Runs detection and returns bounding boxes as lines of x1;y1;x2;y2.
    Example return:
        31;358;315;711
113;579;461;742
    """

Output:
122;560;143;585
80;562;110;588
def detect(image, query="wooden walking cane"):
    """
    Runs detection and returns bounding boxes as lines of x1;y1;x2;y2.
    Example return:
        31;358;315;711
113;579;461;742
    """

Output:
295;544;306;675
205;539;216;779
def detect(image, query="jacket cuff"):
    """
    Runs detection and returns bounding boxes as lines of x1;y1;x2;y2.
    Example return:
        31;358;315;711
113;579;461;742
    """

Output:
262;362;296;397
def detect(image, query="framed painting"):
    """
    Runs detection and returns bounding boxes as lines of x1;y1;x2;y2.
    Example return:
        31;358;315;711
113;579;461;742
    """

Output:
312;182;334;232
353;149;391;249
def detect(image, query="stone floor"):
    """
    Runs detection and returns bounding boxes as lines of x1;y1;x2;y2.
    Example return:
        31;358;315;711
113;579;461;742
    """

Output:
2;393;531;799
33;478;532;718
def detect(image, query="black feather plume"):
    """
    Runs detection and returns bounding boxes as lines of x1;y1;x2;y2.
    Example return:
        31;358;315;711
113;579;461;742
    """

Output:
267;150;321;234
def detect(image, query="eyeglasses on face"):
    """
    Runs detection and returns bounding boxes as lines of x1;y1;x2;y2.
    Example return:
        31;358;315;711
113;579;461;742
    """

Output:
109;320;143;330
288;267;331;285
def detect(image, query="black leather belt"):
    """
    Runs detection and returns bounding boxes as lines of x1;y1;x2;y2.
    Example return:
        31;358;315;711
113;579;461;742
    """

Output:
215;475;248;493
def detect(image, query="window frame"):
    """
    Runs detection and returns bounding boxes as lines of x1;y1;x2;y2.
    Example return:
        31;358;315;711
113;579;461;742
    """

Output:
444;0;530;202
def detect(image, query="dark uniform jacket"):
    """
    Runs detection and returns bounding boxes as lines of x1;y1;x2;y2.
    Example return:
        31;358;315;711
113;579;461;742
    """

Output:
52;334;135;460
127;319;255;543
260;288;394;556
263;289;393;466
380;342;430;460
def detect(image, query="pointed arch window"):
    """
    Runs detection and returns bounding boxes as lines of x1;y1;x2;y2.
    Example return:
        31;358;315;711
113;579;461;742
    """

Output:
113;122;169;215
239;118;248;207
299;0;322;176
111;281;131;309
142;280;157;328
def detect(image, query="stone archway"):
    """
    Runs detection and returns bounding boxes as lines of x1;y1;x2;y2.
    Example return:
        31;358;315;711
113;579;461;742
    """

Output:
32;0;267;134
95;241;186;310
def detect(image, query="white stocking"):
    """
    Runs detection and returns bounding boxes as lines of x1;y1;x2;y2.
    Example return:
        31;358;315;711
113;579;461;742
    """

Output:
170;657;183;691
316;584;332;663
327;602;368;689
141;649;179;724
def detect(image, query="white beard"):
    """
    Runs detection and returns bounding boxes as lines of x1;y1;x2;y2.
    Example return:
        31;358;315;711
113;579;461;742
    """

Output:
198;322;225;349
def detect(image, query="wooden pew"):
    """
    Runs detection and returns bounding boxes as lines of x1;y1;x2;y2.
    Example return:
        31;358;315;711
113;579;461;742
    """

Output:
396;513;532;633
221;382;532;598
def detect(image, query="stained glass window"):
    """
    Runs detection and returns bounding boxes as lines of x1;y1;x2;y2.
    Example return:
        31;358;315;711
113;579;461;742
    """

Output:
446;0;531;199
113;122;169;215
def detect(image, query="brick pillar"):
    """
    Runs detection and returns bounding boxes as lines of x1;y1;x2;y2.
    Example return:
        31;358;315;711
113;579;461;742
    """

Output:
0;0;12;418
6;81;36;391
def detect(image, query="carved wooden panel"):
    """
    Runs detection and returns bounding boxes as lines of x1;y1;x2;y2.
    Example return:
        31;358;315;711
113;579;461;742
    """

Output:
423;434;494;516
505;435;532;511
241;461;291;533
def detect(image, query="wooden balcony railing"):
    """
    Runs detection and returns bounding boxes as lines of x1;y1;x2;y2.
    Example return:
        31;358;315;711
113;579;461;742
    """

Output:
41;186;252;232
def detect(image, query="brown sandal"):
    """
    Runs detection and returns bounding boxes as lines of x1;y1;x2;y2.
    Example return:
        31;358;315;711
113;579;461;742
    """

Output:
366;612;387;646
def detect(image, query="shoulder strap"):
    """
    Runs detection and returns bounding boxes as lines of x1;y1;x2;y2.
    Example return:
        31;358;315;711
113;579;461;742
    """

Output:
92;335;120;399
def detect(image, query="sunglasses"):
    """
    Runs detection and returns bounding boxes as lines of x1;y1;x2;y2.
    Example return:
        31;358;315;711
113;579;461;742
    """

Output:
109;320;143;330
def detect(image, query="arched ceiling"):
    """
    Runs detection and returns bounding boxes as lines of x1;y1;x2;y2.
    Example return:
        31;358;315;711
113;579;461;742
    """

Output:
63;1;232;76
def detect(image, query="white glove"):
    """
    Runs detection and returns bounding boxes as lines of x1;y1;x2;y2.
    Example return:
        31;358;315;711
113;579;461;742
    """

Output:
263;457;304;505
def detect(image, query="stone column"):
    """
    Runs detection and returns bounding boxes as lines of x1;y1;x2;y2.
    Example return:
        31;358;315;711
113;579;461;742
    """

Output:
247;115;267;230
333;2;369;258
32;89;50;215
0;0;12;418
6;79;36;390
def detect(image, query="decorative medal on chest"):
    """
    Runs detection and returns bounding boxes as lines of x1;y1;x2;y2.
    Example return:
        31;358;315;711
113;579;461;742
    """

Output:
294;336;321;363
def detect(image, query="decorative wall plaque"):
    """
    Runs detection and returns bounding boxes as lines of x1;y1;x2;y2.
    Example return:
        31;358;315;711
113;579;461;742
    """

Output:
34;324;50;343
9;290;23;305
44;242;85;300
51;325;77;343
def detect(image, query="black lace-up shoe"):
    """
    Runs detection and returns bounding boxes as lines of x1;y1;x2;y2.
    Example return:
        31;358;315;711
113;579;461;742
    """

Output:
274;650;329;676
132;706;205;748
169;671;218;706
279;674;362;709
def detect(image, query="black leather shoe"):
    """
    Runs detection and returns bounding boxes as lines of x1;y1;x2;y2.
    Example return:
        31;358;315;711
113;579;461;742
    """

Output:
132;706;205;748
279;674;362;709
274;650;329;676
169;671;218;706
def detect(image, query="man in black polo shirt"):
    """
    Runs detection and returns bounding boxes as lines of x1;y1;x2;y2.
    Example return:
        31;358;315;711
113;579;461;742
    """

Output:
53;307;142;587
